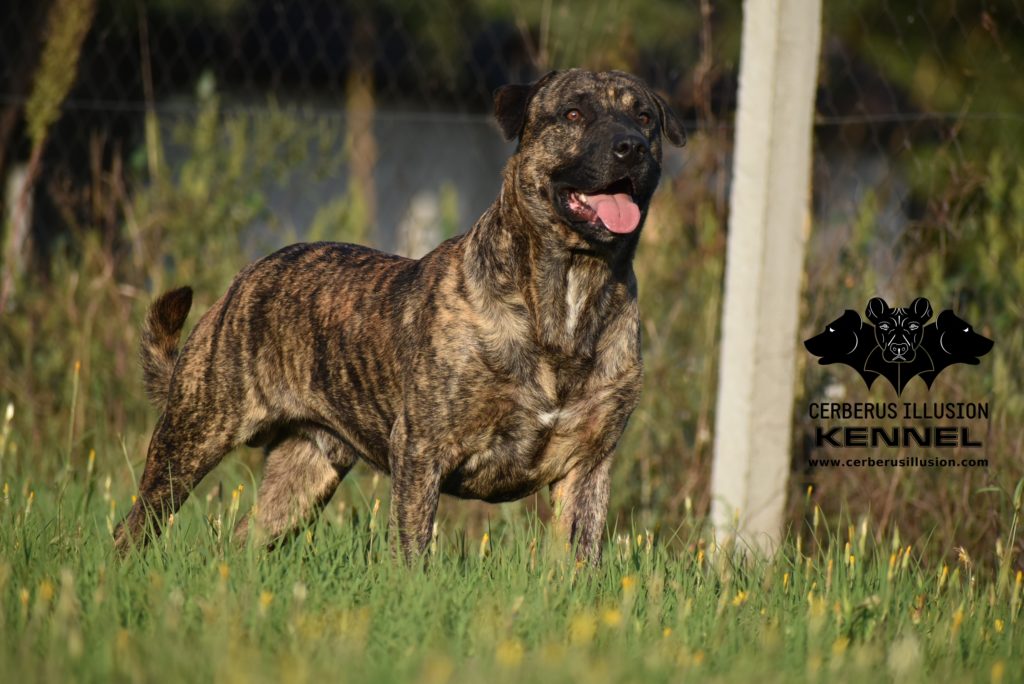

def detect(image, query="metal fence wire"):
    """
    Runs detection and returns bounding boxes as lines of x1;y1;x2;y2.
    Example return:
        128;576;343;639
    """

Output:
2;1;1022;258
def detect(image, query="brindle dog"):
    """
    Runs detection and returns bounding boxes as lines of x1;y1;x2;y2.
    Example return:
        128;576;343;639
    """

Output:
114;69;685;563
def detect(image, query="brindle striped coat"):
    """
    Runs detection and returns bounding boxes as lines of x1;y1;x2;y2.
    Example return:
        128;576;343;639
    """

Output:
114;69;685;563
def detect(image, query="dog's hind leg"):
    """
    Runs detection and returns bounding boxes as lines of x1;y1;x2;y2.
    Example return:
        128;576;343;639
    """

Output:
113;409;239;554
234;430;356;545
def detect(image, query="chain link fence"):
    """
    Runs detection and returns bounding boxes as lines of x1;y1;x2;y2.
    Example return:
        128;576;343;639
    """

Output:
811;2;1024;291
0;0;706;262
4;2;1019;254
2;2;1019;251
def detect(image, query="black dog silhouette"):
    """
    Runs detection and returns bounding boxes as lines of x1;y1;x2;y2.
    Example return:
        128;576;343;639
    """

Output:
918;310;994;388
803;309;878;388
863;297;934;394
805;299;992;393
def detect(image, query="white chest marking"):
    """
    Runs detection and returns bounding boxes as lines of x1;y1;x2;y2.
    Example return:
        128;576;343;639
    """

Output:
538;409;561;427
565;268;585;336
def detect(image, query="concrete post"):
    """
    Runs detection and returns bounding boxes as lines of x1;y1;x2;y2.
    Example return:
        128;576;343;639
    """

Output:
710;0;822;552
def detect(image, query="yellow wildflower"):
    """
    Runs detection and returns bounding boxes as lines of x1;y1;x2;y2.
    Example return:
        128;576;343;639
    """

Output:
570;613;596;645
992;661;1005;684
38;579;54;603
259;590;274;616
602;609;622;627
495;639;523;667
950;607;964;636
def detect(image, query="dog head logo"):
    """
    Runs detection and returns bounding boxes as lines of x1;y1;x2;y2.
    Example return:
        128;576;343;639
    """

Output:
865;297;931;364
804;298;993;394
803;309;879;389
918;310;995;389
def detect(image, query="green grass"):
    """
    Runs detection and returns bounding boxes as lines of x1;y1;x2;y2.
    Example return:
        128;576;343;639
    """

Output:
1;473;1021;684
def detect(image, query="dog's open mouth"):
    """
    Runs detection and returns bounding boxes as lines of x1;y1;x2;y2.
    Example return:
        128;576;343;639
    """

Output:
562;178;641;234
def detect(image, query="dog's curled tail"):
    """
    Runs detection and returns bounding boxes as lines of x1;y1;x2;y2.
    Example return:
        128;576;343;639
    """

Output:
140;286;193;411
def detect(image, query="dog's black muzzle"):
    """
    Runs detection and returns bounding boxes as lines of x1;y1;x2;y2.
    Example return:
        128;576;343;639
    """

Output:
611;131;650;168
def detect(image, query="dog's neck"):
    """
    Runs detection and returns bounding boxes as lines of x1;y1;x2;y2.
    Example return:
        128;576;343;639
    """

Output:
462;163;637;356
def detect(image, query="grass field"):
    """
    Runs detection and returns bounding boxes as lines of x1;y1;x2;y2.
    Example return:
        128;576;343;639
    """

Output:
1;464;1021;684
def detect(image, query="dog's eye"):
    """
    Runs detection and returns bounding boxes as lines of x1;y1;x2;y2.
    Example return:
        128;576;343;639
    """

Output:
637;111;652;126
964;327;970;333
827;327;835;333
908;323;919;331
879;323;890;331
565;109;582;122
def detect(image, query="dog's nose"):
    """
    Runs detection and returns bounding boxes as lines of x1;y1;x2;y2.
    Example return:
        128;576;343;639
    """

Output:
612;133;648;166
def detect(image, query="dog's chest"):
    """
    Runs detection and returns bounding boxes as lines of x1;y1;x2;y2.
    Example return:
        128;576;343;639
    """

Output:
426;260;642;501
440;349;639;502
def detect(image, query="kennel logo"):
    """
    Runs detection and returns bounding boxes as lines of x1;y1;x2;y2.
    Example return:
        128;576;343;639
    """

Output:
804;297;994;395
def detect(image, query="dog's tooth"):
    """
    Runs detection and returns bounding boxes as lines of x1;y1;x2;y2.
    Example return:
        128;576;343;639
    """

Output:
579;193;588;201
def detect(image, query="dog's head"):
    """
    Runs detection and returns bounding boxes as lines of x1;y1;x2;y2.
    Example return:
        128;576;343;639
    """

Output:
494;69;685;248
865;297;932;363
804;309;865;364
933;310;994;363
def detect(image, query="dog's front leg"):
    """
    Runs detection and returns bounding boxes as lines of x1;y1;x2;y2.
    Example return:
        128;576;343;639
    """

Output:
550;457;612;565
388;419;442;563
388;458;441;563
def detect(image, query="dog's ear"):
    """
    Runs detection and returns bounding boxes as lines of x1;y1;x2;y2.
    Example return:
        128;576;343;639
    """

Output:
493;71;558;141
936;309;956;329
841;309;863;328
652;92;687;147
865;297;888;322
909;297;932;322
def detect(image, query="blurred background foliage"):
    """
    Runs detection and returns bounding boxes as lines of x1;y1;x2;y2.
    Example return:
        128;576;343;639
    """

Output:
0;0;1021;570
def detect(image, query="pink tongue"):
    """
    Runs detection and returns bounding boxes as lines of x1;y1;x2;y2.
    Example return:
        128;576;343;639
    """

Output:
591;193;641;234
